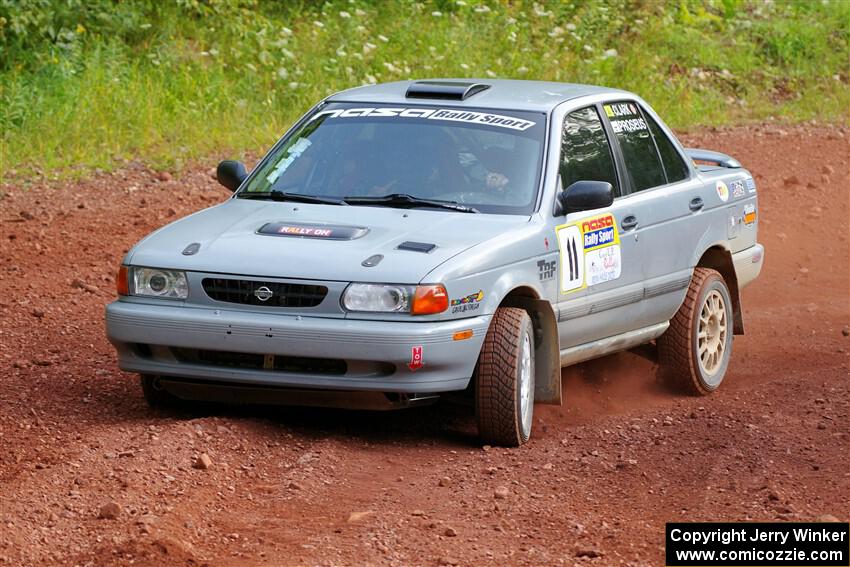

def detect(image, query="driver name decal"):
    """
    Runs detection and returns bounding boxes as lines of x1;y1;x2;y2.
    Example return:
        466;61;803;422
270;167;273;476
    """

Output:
604;103;648;133
309;107;536;131
555;213;622;294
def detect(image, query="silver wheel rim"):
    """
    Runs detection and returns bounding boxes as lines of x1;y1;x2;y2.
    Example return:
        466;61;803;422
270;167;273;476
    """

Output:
697;289;727;379
519;330;533;436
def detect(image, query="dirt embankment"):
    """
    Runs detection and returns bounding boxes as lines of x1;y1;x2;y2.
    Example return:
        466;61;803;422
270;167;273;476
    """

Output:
0;125;848;566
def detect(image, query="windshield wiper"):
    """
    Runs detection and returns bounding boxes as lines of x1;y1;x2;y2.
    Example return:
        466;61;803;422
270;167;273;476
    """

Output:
343;193;479;213
239;190;347;206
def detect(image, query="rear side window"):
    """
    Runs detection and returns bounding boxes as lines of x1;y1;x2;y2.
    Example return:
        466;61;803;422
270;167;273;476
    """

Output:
603;102;666;192
559;106;619;194
645;113;689;183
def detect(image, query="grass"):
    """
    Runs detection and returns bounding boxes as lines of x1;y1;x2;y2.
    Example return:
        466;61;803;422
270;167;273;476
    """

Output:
0;0;848;181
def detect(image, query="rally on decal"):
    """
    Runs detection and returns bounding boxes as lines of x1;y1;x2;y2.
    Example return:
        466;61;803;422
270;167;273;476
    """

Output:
257;222;369;240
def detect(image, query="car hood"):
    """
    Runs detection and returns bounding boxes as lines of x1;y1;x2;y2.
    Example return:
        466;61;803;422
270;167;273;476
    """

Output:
127;198;529;283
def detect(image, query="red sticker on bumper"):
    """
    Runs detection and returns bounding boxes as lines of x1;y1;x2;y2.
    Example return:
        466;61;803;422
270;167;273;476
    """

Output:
408;346;424;372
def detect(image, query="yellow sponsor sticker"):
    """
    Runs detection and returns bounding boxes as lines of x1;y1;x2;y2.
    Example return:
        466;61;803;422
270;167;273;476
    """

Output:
555;213;622;294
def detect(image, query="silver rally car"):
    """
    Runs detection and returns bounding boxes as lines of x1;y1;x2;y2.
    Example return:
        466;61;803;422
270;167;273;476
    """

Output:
106;79;764;446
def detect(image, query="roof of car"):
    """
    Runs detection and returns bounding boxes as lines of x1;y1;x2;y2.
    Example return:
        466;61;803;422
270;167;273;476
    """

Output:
328;79;631;112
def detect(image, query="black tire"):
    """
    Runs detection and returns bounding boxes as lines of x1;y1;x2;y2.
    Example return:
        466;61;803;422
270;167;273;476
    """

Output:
139;374;182;408
658;268;734;395
475;307;535;446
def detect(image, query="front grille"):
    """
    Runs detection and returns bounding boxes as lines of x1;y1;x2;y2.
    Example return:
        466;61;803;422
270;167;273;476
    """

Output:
202;278;328;308
171;348;347;375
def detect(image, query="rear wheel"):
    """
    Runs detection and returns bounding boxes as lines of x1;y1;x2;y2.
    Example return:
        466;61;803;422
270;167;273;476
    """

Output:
658;268;733;395
139;374;182;407
475;307;535;446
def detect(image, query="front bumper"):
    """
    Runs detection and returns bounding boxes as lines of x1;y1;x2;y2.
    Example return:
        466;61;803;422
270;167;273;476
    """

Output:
105;300;490;393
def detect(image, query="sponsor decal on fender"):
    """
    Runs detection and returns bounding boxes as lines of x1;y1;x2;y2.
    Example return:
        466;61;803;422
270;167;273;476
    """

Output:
555;213;622;294
716;181;730;202
730;179;746;199
450;290;484;314
537;259;556;281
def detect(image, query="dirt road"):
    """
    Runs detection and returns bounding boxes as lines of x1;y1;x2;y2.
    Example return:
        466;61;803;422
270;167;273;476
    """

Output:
1;125;848;566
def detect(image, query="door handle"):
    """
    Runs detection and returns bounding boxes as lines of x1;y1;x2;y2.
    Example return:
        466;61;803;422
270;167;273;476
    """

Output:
620;215;638;230
689;197;704;212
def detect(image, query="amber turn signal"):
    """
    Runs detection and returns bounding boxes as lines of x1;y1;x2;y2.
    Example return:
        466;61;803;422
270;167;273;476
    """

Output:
453;329;474;341
116;265;129;296
411;284;449;315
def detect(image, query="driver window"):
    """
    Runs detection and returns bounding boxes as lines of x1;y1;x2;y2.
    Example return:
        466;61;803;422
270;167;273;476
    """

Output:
560;106;619;196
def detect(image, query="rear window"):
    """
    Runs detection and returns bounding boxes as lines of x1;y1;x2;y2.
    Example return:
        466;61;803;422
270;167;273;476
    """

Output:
645;113;689;183
242;103;546;215
603;102;666;192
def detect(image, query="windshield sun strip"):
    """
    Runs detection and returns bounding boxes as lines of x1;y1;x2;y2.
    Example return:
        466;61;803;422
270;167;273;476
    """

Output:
236;102;546;215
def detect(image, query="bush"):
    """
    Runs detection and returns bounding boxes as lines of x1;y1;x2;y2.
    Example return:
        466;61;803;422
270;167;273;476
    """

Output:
0;0;847;179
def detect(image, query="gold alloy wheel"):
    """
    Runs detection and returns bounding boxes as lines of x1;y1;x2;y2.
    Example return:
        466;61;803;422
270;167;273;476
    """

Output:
697;289;727;375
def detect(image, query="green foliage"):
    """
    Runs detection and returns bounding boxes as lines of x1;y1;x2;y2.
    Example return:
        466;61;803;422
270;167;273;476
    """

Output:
0;0;847;179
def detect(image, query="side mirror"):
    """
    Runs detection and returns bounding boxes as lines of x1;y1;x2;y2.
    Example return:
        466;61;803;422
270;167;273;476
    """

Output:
555;180;614;215
216;160;248;192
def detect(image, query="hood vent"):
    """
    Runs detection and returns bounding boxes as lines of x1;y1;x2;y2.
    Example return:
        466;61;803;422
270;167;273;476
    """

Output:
181;242;201;256
397;241;436;253
405;81;490;101
361;254;384;267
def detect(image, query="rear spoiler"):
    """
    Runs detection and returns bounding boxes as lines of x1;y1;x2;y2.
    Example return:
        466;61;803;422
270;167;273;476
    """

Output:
685;148;742;169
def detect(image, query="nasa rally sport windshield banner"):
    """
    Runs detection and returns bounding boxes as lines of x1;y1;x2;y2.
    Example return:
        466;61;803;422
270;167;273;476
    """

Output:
308;104;545;136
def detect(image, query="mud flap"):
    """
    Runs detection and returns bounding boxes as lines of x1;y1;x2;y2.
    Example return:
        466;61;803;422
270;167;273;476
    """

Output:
503;297;562;405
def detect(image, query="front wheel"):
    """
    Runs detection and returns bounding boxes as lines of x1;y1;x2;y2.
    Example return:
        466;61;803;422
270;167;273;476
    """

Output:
475;307;535;446
658;268;734;395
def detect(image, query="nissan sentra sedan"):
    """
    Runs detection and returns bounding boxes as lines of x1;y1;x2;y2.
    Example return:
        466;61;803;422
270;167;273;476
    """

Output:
106;79;764;446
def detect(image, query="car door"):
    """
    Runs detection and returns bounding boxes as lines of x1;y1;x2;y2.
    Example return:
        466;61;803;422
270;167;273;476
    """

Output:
554;106;649;349
599;100;708;325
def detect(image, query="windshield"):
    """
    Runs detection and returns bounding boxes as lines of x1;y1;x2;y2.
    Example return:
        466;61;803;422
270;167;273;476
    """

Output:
239;103;546;214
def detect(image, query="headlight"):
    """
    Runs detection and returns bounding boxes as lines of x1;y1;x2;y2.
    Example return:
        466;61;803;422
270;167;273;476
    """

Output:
342;283;411;312
342;283;448;315
131;267;189;299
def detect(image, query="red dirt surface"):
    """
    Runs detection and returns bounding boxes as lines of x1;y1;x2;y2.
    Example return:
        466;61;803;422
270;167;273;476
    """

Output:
0;125;848;566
